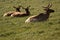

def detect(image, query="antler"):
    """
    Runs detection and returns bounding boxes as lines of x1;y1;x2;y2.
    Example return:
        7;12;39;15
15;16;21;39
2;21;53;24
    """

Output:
42;3;52;9
47;3;52;8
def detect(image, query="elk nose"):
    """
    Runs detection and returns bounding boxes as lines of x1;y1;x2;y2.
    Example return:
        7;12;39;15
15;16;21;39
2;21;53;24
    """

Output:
51;10;55;12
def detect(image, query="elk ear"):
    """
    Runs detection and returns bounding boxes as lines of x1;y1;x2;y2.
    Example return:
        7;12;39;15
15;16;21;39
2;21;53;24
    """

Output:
42;3;52;8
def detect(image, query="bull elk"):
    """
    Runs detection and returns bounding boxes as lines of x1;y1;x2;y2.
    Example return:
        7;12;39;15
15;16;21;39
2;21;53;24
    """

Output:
25;4;55;23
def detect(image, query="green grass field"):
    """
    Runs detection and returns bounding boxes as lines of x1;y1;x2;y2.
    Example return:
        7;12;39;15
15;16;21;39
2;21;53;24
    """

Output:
0;0;60;40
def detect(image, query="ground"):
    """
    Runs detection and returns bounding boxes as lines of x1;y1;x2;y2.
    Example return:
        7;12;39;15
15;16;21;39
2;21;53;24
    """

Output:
0;0;60;40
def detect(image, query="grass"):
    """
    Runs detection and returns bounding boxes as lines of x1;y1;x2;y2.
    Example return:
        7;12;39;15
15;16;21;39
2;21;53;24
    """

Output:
0;0;60;40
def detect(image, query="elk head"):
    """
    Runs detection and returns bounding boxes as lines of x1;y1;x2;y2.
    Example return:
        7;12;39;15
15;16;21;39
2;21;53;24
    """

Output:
22;6;31;11
13;5;22;12
22;6;31;15
42;3;54;13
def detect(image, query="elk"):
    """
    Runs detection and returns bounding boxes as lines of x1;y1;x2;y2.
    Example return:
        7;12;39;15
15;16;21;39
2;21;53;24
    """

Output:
25;4;54;23
3;6;21;17
10;6;30;17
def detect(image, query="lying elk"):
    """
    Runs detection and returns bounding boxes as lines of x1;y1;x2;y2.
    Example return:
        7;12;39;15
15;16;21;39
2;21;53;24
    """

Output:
11;6;30;17
3;6;21;17
25;4;55;23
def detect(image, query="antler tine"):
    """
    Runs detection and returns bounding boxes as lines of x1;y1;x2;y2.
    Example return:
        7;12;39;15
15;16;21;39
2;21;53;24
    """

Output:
47;3;52;8
49;3;52;8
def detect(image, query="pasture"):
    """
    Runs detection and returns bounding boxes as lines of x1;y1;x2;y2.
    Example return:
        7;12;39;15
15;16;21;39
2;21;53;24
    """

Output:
0;0;60;40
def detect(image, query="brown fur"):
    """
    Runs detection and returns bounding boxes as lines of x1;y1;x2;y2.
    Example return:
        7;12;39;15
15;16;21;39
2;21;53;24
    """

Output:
3;6;21;17
11;6;30;17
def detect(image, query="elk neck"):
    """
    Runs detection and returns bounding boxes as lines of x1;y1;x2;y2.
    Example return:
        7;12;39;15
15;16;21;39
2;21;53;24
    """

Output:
45;11;50;16
25;9;30;15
